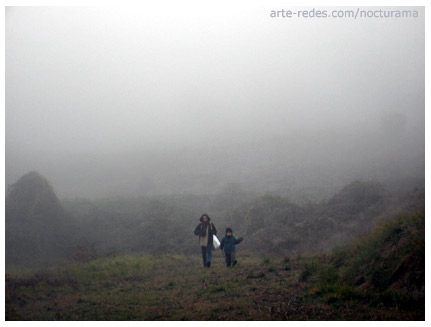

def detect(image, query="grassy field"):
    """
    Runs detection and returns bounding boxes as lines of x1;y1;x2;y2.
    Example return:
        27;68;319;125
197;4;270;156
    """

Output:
6;254;423;320
6;212;424;320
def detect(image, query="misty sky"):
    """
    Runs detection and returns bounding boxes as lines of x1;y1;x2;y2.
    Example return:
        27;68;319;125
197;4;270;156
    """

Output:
5;5;425;198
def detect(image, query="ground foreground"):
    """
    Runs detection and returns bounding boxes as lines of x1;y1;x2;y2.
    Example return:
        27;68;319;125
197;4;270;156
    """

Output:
6;252;424;320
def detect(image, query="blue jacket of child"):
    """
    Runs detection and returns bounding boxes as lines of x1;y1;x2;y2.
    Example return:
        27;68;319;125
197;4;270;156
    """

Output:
220;235;243;255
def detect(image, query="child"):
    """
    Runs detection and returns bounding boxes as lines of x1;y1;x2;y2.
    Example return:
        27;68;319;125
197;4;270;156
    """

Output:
220;228;244;267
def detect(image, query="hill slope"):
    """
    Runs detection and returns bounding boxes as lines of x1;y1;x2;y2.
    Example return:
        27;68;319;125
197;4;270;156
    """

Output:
6;172;75;267
6;213;424;321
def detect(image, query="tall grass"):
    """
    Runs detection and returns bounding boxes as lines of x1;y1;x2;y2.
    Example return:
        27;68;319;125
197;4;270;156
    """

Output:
300;212;424;311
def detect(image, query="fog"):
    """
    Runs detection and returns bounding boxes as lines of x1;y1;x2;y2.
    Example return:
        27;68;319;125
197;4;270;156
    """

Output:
6;5;424;199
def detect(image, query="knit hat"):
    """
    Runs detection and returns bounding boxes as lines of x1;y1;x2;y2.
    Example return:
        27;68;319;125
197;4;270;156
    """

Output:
226;227;233;234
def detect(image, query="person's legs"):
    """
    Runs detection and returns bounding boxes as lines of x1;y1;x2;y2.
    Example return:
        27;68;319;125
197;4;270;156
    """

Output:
231;252;237;266
225;253;231;267
201;246;207;267
206;245;212;267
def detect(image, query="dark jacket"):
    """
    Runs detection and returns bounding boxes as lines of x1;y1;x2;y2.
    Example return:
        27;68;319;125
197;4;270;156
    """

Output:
194;220;217;246
220;235;243;255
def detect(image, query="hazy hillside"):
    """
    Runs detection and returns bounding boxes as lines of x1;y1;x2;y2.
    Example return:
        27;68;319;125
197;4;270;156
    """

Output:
5;5;424;321
6;172;424;271
6;212;424;320
6;172;77;267
5;171;425;320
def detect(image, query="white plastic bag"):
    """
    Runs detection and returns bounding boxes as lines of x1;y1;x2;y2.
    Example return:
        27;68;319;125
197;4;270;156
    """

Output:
213;234;221;249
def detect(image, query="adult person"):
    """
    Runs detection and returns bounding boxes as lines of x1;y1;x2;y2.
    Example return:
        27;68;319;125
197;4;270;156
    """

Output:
194;214;217;268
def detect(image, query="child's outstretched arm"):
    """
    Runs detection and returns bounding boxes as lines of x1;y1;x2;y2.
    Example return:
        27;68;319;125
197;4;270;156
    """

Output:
234;236;244;245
